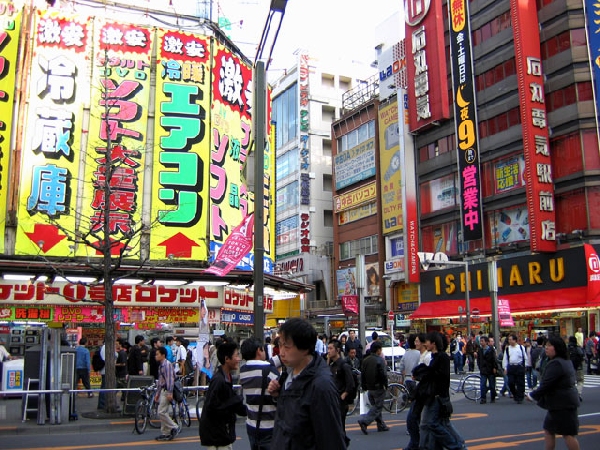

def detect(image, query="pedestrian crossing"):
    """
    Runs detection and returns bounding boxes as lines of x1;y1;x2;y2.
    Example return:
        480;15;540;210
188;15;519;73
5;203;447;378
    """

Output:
449;374;600;391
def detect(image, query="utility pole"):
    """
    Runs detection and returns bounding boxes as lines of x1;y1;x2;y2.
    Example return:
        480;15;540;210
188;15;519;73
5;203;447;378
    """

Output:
252;1;288;341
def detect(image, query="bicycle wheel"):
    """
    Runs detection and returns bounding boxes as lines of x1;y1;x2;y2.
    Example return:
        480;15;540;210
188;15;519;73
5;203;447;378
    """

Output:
148;400;161;428
181;401;191;427
383;383;404;414
394;383;411;413
134;399;148;435
462;374;481;401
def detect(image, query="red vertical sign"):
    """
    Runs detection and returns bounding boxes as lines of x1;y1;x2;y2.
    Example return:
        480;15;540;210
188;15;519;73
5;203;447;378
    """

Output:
511;0;556;252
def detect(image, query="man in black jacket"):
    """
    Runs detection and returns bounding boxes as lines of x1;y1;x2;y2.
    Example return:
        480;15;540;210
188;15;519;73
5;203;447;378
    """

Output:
328;338;355;446
344;330;363;361
478;336;497;403
268;318;347;450
357;341;389;435
128;335;146;376
199;337;247;448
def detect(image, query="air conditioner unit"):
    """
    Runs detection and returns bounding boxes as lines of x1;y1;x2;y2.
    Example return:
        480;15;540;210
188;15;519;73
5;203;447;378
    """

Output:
324;241;334;256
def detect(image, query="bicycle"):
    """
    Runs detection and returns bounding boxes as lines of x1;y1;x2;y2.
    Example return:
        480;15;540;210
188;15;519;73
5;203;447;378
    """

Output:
346;369;410;415
134;383;160;434
451;372;481;401
174;373;193;428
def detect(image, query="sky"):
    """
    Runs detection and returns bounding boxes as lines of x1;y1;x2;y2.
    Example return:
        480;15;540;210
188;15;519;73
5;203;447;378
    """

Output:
216;0;402;77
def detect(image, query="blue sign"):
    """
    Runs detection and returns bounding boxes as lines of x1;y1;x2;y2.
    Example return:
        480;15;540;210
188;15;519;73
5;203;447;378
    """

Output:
221;310;254;325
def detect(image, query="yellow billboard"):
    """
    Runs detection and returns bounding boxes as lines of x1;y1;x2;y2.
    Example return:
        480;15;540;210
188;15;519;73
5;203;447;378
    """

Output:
378;99;403;234
78;20;154;258
0;3;21;254
16;10;90;257
150;29;211;260
209;41;275;273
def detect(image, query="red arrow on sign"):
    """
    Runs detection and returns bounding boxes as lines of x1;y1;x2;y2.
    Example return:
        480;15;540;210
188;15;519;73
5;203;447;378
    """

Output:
92;239;128;257
25;224;67;252
158;233;199;258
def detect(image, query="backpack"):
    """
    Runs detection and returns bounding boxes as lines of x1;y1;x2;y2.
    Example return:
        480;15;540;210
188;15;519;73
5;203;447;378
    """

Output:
346;364;360;402
184;348;194;376
173;379;184;403
568;344;584;370
91;351;105;372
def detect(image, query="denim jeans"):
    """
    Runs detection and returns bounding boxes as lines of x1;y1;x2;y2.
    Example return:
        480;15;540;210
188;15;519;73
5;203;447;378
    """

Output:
453;352;464;374
97;375;106;410
525;367;537;389
405;399;424;450
419;397;466;450
480;373;496;400
246;424;273;450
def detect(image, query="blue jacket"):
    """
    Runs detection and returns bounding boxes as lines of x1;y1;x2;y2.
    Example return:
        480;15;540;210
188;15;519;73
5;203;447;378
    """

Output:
75;345;90;370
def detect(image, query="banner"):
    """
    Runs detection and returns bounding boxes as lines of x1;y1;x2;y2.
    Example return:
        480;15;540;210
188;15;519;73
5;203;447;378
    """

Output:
498;298;515;327
16;10;91;256
79;20;154;257
448;0;484;242
150;29;211;261
585;243;600;304
0;3;21;254
379;99;402;234
341;295;358;315
204;213;254;277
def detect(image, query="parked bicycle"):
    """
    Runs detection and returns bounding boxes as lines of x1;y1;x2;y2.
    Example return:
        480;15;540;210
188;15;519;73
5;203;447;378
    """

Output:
451;372;481;401
346;369;410;415
133;383;160;434
174;373;193;428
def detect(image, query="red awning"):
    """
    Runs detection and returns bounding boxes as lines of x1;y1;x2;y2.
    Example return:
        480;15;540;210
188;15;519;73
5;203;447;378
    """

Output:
410;286;589;320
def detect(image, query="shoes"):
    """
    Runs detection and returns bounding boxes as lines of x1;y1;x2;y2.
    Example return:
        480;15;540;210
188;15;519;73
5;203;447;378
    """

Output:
516;400;523;404
358;421;368;435
377;426;390;432
479;399;486;404
170;426;180;438
155;435;171;441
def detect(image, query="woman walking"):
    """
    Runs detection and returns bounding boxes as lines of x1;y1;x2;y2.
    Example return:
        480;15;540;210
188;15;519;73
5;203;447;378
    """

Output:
527;335;580;450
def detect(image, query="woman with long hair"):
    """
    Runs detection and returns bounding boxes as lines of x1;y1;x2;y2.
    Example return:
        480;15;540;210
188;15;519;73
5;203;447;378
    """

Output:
527;335;580;450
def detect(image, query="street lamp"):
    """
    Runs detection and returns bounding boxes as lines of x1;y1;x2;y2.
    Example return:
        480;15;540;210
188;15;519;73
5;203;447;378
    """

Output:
252;0;288;341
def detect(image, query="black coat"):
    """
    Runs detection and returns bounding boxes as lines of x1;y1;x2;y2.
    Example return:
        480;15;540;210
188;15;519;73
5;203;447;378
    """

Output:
199;366;247;446
478;345;497;376
529;357;579;411
271;354;347;450
345;337;363;360
360;353;387;391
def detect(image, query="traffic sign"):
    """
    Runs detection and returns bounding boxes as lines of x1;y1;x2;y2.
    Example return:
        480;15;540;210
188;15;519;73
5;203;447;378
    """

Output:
388;310;395;320
472;308;480;315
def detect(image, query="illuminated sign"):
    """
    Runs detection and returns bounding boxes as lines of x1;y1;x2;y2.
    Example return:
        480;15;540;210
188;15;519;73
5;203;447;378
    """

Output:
511;0;556;252
298;51;310;172
448;0;484;242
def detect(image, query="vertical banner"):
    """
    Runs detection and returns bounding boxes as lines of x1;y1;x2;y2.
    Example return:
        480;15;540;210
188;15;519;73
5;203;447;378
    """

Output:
585;244;600;304
405;0;450;132
448;0;484;242
511;0;556;252
209;40;275;273
0;2;21;254
79;20;154;257
378;98;403;235
150;29;211;261
583;0;600;150
16;10;91;256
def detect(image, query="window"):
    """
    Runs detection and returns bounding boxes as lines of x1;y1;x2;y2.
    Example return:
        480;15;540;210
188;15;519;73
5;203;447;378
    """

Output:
337;120;375;153
323;174;332;192
276;181;299;211
273;83;298;148
324;210;333;227
339;235;378;260
276;148;299;181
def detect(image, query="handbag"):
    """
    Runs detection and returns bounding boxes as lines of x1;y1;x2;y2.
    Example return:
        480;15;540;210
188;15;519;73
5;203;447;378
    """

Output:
437;395;453;418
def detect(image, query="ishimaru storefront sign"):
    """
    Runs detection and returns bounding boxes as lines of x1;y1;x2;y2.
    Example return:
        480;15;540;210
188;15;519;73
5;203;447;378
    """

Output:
413;245;600;318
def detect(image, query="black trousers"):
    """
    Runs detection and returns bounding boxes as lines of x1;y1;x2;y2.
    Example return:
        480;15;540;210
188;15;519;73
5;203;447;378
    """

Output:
507;365;525;401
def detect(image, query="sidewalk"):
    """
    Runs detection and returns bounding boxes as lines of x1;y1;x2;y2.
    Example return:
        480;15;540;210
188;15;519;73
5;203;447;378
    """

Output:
0;391;135;436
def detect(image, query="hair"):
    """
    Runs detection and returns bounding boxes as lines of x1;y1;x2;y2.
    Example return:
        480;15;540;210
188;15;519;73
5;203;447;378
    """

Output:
425;331;444;352
217;337;239;364
568;335;577;345
166;336;174;344
508;333;518;342
329;338;342;353
150;337;160;347
480;336;489;345
371;331;379;340
348;347;357;355
367;266;379;284
407;334;417;350
416;333;427;345
134;335;145;344
265;336;271;344
370;341;383;354
240;336;263;361
590;331;597;338
79;337;87;345
547;335;568;359
340;334;347;343
279;318;317;352
156;346;167;357
536;335;546;346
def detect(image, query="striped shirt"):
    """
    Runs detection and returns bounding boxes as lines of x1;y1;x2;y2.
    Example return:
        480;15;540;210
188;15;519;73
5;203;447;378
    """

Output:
157;358;175;394
239;361;279;430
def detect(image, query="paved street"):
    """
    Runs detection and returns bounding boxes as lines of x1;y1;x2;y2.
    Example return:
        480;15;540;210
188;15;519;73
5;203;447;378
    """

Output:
2;375;600;450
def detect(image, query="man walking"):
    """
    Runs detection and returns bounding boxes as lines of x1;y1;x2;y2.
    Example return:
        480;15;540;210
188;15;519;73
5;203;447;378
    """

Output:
345;330;363;361
128;335;146;376
75;337;93;397
328;338;355;446
268;318;347;449
502;333;528;403
239;337;279;450
478;336;497;403
154;347;179;441
357;341;389;435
